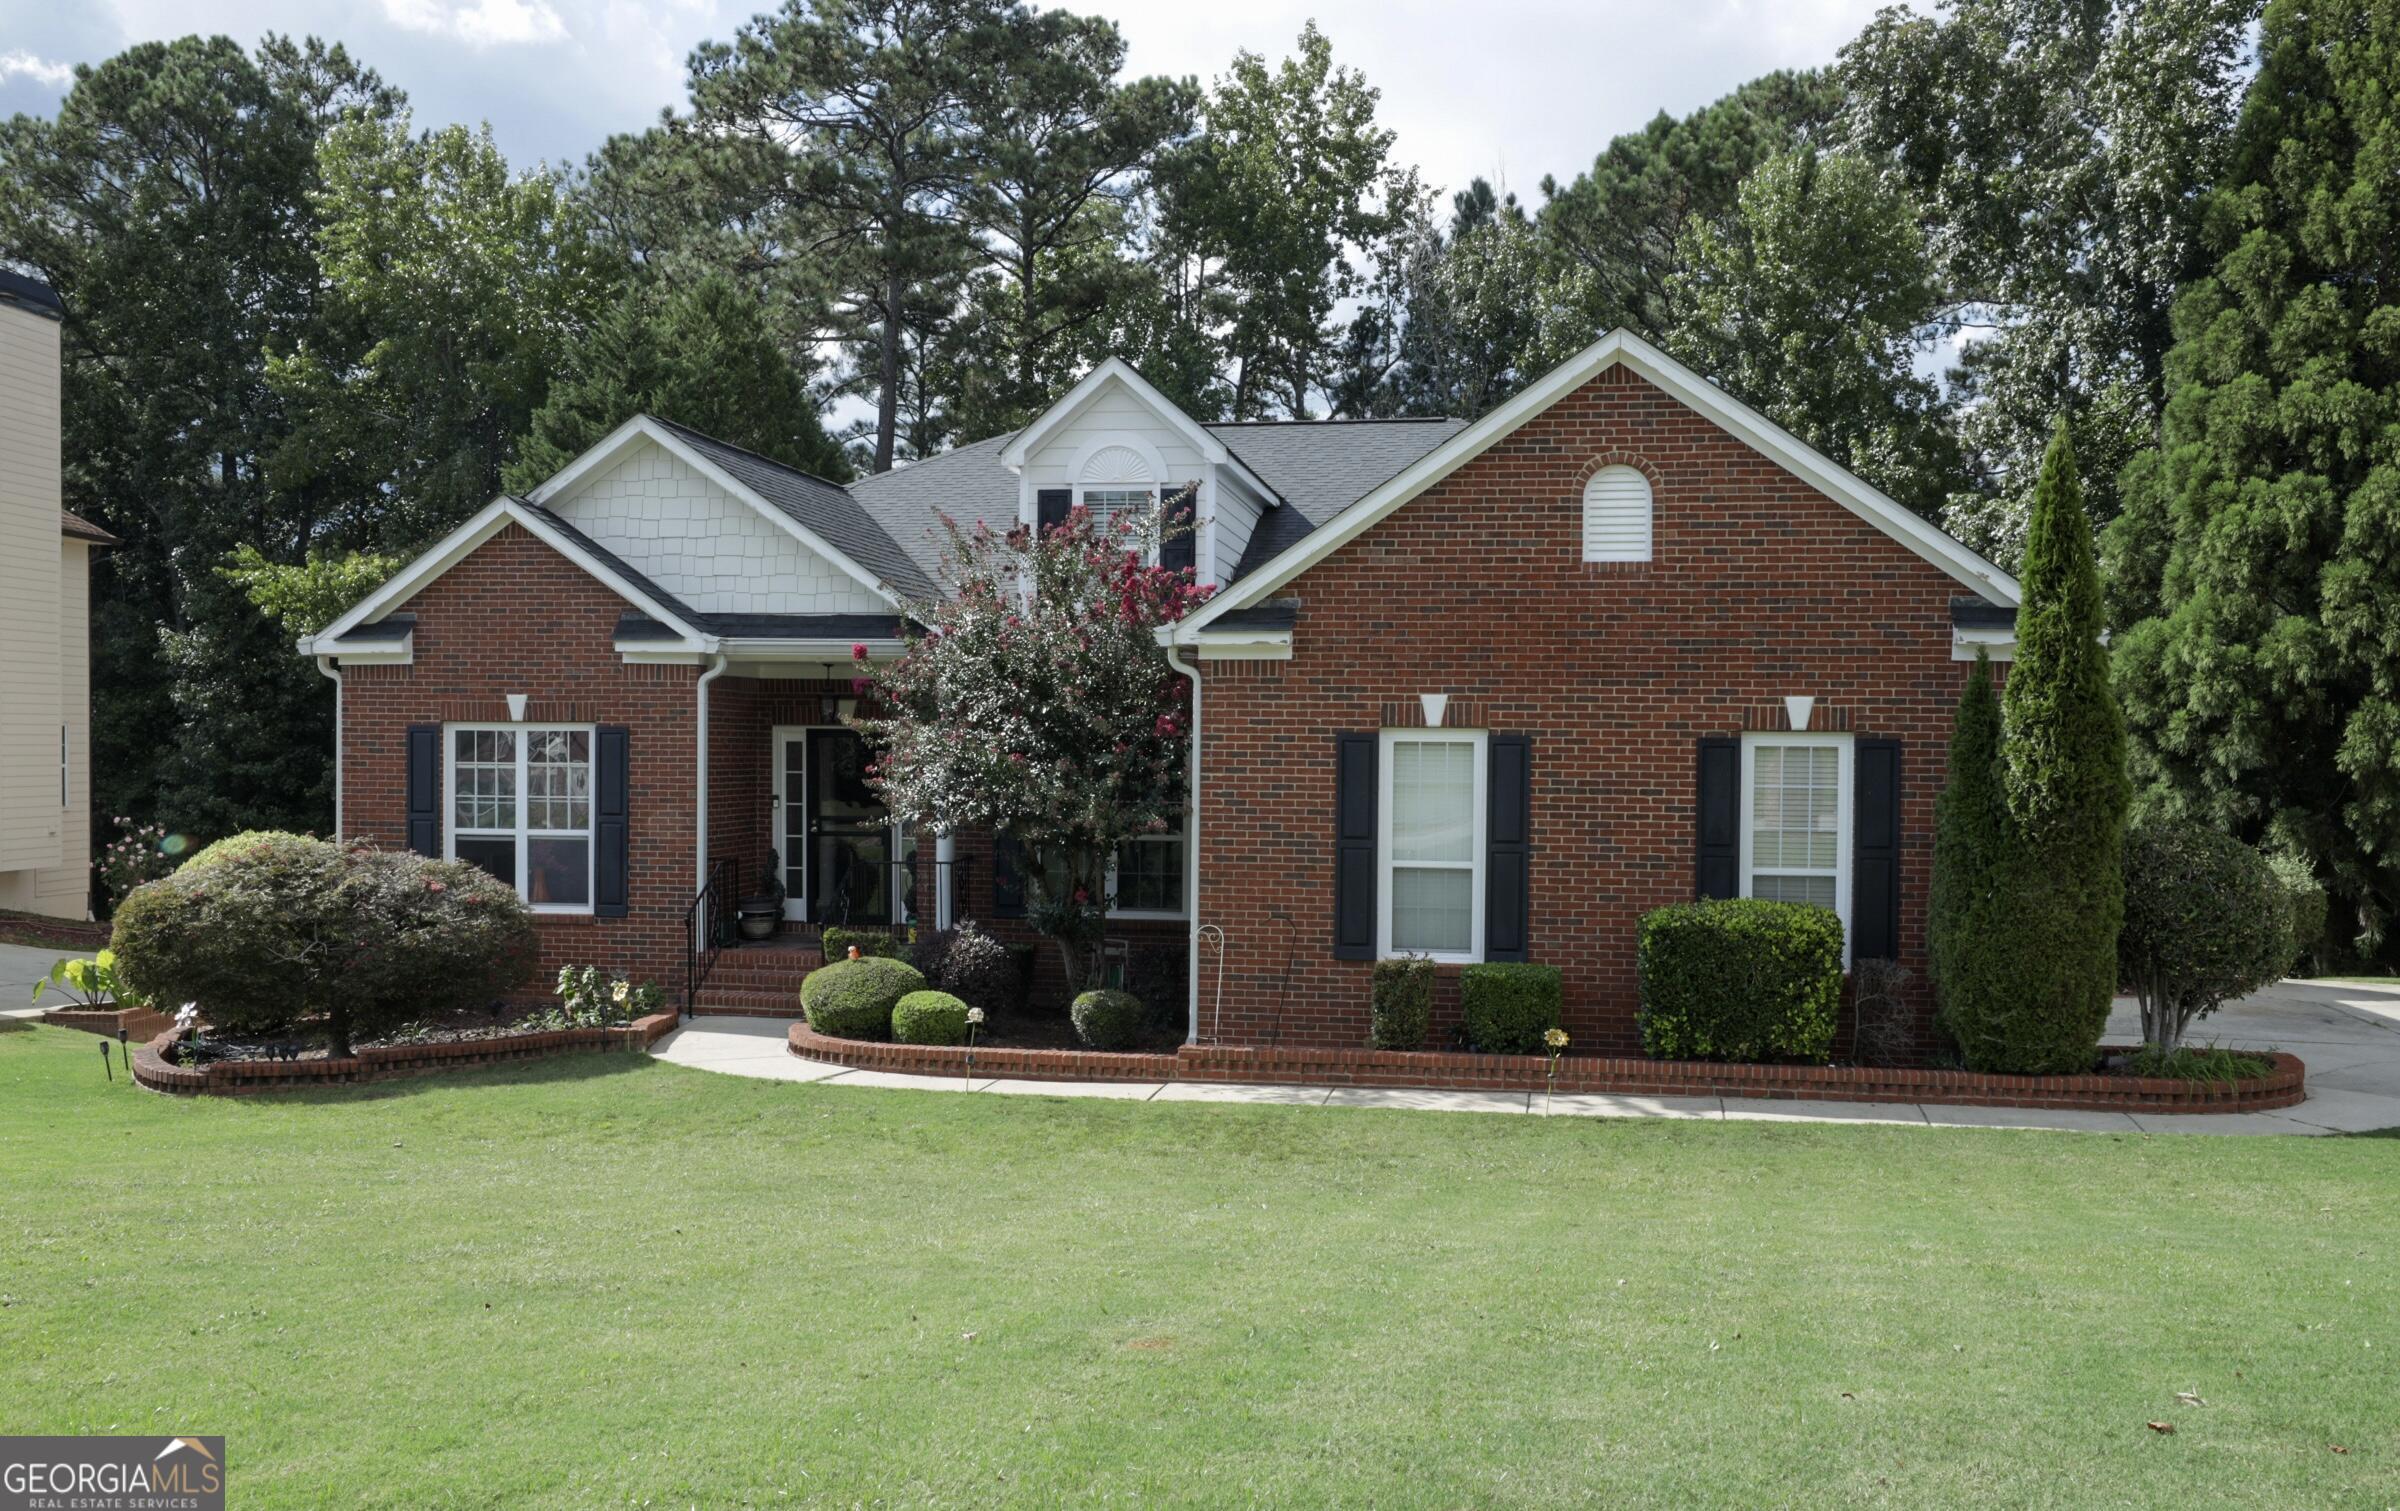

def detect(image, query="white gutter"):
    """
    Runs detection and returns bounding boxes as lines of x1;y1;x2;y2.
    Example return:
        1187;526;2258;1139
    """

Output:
1164;642;1203;1045
314;655;343;836
696;653;730;891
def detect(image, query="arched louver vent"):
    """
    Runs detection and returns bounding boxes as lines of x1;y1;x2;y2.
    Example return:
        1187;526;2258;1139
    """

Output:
1080;445;1150;485
1582;465;1654;563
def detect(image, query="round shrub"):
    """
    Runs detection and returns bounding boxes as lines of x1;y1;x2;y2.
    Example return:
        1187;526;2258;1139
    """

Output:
1459;962;1563;1054
1070;988;1146;1051
892;989;972;1046
110;834;535;1053
1370;957;1434;1050
801;956;925;1040
2121;814;2294;1051
1636;899;1842;1063
921;920;1017;1015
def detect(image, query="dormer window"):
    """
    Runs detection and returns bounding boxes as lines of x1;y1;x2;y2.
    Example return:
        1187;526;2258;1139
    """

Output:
1078;443;1159;561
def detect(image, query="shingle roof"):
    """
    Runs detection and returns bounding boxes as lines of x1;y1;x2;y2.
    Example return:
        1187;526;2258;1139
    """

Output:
841;418;1468;589
60;510;118;545
1950;597;2017;630
651;417;938;602
616;609;908;643
0;269;63;320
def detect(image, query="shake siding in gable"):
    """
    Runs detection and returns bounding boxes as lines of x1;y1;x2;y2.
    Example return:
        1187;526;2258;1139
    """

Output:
1195;365;1967;1056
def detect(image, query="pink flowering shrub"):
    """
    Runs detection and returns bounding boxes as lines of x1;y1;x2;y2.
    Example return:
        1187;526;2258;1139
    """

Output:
111;832;535;1053
96;815;175;906
853;495;1209;990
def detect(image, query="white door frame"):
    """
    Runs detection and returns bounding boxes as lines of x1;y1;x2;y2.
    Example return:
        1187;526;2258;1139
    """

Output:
769;724;810;922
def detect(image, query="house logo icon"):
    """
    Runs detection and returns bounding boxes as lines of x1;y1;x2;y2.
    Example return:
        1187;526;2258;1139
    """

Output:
1;1434;224;1509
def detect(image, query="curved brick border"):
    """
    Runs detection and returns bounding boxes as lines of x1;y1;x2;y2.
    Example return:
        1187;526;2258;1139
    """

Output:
133;1012;680;1096
785;1021;2305;1115
41;1003;174;1039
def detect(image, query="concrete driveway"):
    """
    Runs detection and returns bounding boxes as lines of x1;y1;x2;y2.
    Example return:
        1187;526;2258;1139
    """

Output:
2102;979;2400;1134
0;940;96;1018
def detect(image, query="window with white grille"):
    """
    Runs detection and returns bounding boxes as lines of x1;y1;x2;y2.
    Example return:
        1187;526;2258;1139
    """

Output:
1581;465;1653;562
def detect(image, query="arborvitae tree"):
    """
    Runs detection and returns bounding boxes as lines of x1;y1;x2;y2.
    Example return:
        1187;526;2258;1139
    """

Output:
1984;423;2129;1071
1929;649;2009;1055
2105;0;2400;957
507;275;849;491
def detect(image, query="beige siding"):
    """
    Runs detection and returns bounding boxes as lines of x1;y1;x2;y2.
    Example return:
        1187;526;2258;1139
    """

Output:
0;305;64;879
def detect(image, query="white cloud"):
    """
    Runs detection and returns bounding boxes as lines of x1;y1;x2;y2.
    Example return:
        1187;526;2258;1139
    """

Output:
378;0;570;47
0;50;77;88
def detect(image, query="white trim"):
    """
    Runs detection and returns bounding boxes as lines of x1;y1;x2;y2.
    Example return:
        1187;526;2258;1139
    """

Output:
1001;359;1277;501
697;654;728;892
769;723;810;921
1376;727;1488;964
528;414;903;608
1190;634;1292;662
1067;431;1168;489
1952;626;2018;662
443;722;599;915
315;656;343;836
1738;732;1854;963
307;495;711;652
1165;642;1203;1044
1173;328;2020;643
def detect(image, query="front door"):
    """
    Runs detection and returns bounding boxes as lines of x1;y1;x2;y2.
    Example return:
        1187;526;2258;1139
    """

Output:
805;727;892;927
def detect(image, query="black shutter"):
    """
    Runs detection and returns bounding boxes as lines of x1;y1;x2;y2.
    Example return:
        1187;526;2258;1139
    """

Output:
1333;733;1377;960
1159;489;1197;575
1486;734;1532;962
595;725;631;918
1852;738;1902;960
992;833;1026;918
405;724;441;857
1036;488;1071;535
1695;736;1739;900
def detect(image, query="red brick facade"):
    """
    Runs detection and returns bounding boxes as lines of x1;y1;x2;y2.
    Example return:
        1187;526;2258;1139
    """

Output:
1194;365;1973;1056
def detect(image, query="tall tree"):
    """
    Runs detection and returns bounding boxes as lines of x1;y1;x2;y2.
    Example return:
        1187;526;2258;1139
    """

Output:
688;0;1003;473
1536;69;1842;342
1929;650;2010;1054
1157;22;1416;418
1665;149;1961;517
942;8;1196;436
0;35;400;839
508;274;850;490
2106;0;2400;955
1838;0;2258;563
269;113;622;552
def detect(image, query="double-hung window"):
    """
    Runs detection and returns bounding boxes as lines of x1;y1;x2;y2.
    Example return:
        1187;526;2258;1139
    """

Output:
1740;733;1852;947
449;724;595;912
1111;833;1185;916
1378;729;1486;961
1079;486;1157;561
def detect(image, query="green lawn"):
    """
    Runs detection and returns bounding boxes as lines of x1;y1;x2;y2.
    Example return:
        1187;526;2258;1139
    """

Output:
2;1023;2394;1507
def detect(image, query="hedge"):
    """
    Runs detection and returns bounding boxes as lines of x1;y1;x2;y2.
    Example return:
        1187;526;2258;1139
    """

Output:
1636;899;1842;1063
892;989;973;1046
1070;988;1147;1051
820;925;907;962
1459;963;1561;1055
801;956;925;1040
1370;957;1433;1050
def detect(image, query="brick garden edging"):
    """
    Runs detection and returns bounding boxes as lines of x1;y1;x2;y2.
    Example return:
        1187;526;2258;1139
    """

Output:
784;1021;2306;1115
42;1003;175;1039
131;1012;680;1096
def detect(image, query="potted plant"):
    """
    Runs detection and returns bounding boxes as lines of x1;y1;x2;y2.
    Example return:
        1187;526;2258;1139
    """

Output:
736;849;785;942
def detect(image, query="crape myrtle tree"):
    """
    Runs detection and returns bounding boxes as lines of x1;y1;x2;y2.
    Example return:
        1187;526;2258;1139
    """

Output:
852;499;1209;991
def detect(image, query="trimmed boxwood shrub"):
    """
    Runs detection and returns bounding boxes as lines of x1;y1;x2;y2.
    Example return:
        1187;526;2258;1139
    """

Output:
110;833;536;1054
892;989;972;1046
820;925;906;961
801;956;925;1040
1070;988;1146;1051
1636;899;1842;1063
1459;963;1561;1055
1370;957;1433;1050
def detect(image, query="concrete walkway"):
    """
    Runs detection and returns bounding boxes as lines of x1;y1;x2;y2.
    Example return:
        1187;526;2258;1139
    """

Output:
0;940;94;1019
651;980;2400;1136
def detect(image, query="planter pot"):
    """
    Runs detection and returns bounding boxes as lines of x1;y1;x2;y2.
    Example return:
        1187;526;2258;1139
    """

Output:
736;910;780;942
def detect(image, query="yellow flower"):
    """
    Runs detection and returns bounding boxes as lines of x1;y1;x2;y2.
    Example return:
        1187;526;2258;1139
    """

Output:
1543;1027;1569;1050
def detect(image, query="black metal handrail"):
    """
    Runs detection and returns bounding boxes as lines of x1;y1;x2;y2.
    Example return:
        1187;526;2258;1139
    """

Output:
683;856;732;1018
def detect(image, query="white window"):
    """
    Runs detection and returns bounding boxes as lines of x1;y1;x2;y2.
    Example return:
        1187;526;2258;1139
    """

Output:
1111;834;1185;917
1378;729;1487;962
1582;465;1654;562
1077;442;1159;562
1740;733;1852;951
447;724;595;912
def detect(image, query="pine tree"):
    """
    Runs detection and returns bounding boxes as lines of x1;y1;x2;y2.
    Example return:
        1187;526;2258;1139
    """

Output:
2105;0;2400;955
508;275;848;491
1980;423;2128;1071
1929;649;2008;1053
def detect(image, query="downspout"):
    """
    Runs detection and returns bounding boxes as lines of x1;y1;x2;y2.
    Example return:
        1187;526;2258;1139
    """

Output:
1165;640;1203;1045
696;652;729;892
314;654;343;837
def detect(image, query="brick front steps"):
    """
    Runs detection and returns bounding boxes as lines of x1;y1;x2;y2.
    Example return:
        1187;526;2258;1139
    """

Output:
691;940;822;1015
41;1003;175;1040
131;1012;680;1096
785;1022;2307;1116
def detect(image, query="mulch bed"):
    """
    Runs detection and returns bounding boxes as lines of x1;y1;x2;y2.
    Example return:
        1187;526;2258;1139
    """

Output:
176;1002;606;1065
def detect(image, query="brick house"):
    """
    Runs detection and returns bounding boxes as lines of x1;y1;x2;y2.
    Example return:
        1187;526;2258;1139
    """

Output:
301;330;2020;1049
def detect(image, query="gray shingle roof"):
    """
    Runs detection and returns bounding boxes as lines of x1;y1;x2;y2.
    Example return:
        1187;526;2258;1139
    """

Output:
617;609;907;643
841;418;1468;590
1950;597;2017;630
651;418;941;602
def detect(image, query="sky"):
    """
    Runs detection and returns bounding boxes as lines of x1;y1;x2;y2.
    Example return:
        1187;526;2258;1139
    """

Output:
0;0;1892;203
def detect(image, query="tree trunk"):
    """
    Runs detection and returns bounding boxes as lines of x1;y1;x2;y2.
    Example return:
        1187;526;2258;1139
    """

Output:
874;265;904;474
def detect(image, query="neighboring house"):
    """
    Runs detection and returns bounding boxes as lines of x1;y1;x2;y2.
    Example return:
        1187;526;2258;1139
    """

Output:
0;270;113;922
302;330;2020;1051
